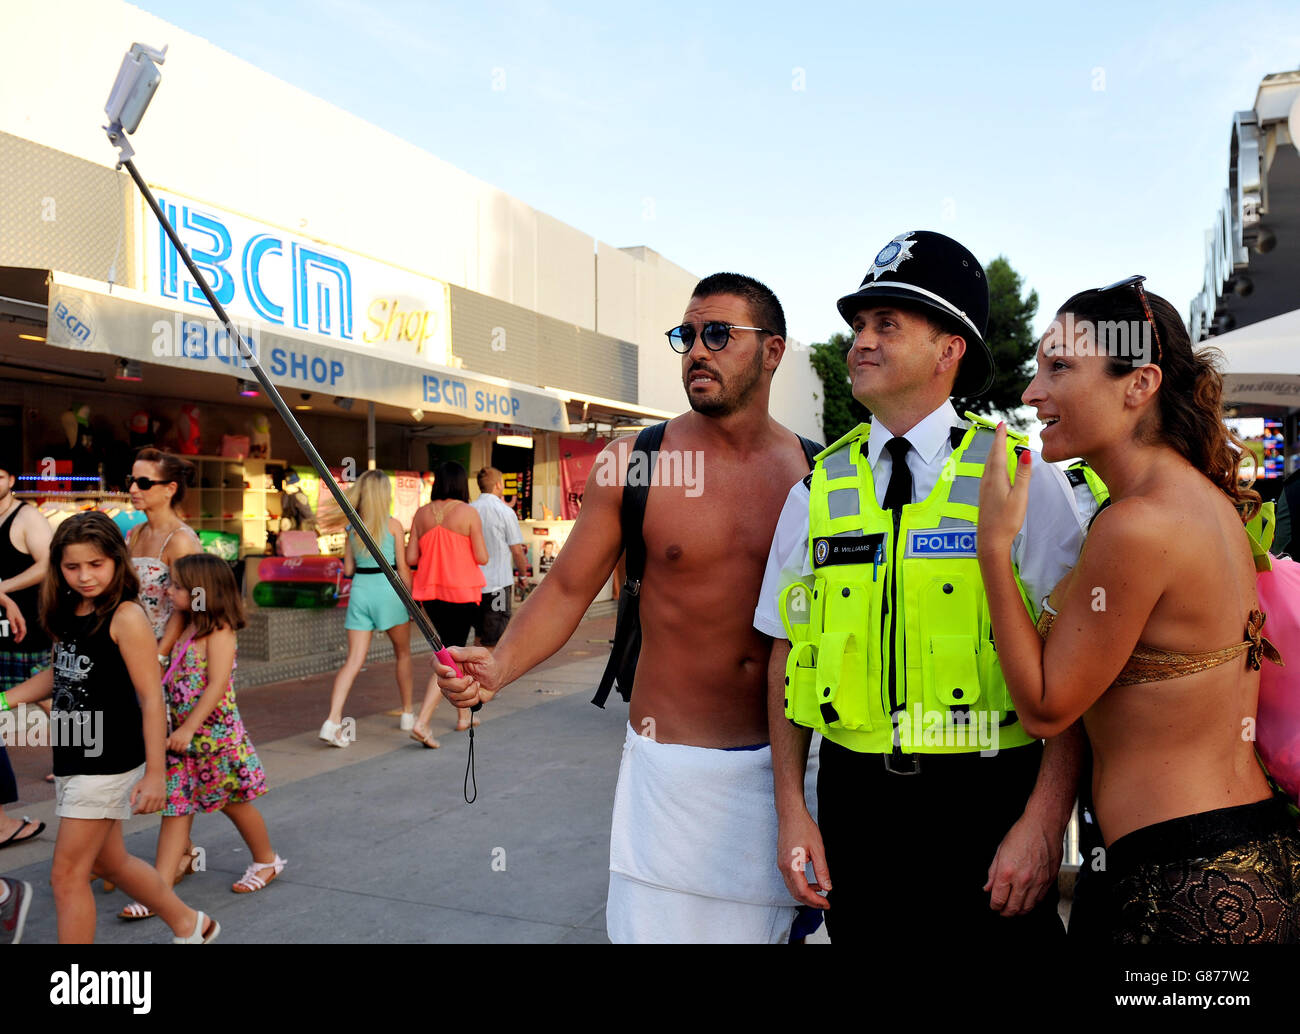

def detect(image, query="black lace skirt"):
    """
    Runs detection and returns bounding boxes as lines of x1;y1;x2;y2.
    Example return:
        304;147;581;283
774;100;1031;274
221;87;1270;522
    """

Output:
1085;798;1300;944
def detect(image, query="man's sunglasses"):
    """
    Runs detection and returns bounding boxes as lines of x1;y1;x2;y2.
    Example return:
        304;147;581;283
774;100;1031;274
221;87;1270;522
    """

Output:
665;322;773;354
1097;275;1163;366
129;476;173;491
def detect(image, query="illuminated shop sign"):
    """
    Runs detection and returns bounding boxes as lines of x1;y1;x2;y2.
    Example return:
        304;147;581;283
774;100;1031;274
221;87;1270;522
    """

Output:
145;194;452;363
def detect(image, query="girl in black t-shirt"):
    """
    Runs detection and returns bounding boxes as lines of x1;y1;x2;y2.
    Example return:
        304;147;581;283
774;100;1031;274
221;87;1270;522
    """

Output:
0;513;219;943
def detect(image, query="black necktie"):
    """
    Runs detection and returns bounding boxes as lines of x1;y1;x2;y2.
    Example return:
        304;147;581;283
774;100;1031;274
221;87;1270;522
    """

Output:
882;437;913;513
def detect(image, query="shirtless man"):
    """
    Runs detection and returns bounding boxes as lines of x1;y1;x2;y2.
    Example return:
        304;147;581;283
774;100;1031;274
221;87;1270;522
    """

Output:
435;273;815;942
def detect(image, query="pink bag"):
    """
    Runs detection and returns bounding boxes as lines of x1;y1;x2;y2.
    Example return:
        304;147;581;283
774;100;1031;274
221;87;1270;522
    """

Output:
220;434;250;459
1256;555;1300;804
277;530;319;557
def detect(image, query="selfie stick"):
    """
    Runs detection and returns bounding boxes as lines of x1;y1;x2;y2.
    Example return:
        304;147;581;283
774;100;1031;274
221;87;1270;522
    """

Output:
102;46;480;726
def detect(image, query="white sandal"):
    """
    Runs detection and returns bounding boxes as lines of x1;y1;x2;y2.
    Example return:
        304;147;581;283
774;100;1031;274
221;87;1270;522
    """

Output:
117;901;155;921
318;720;348;747
173;910;220;944
232;854;286;894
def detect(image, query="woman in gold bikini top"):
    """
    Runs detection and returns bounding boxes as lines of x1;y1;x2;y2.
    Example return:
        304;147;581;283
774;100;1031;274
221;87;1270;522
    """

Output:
976;280;1300;945
1034;603;1279;687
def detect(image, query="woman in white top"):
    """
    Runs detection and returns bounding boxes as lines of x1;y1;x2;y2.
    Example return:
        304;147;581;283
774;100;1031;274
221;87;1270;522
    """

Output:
127;449;201;657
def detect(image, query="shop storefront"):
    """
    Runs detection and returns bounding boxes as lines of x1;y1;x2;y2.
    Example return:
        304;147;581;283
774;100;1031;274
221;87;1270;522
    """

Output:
1;0;809;680
0;149;668;667
1189;69;1300;485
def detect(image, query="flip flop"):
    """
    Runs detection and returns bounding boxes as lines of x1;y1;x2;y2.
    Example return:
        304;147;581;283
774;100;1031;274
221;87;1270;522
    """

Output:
409;728;440;749
0;817;45;850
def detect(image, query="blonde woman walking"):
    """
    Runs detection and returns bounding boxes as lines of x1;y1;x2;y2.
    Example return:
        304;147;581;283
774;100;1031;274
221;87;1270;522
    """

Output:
319;470;414;747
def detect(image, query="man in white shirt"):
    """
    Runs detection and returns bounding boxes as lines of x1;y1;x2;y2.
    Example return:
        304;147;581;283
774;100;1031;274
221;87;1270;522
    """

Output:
755;231;1090;946
471;467;527;647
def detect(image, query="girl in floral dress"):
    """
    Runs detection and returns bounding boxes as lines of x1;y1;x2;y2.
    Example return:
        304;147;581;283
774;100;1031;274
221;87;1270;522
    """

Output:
118;554;284;919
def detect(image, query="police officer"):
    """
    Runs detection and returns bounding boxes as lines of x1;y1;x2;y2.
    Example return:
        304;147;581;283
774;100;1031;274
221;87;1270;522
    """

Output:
755;231;1089;944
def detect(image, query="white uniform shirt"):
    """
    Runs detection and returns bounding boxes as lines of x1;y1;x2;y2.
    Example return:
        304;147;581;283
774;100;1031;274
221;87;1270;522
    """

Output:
471;492;524;593
753;400;1090;638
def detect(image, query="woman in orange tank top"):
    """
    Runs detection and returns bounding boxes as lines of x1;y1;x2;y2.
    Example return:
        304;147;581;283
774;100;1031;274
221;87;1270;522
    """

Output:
406;462;487;748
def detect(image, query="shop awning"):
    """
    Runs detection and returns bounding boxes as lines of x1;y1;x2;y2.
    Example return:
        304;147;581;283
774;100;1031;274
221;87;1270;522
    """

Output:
1208;307;1300;409
545;386;676;429
44;272;571;432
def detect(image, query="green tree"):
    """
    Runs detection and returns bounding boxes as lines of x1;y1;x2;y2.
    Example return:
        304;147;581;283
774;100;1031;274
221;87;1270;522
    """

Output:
808;254;1039;441
952;256;1039;426
809;331;870;445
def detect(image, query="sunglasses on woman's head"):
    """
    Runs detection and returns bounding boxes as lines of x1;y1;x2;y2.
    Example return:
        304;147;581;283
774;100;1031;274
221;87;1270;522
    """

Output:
1096;275;1164;366
665;322;773;354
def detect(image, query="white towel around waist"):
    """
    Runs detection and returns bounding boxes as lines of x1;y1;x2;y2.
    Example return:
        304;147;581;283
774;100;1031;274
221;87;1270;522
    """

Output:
609;722;796;907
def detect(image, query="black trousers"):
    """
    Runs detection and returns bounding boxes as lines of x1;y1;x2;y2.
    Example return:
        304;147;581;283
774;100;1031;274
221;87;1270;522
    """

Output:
817;738;1065;946
0;744;15;806
421;600;479;649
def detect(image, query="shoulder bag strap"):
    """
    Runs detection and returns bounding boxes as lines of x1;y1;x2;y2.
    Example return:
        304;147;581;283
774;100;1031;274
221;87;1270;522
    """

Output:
620;422;668;588
161;628;200;688
591;421;667;708
798;435;824;469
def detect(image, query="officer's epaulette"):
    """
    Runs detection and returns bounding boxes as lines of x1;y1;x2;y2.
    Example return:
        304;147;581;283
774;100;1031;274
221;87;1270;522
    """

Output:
1065;466;1088;488
962;411;1029;446
802;471;813;489
814;421;870;462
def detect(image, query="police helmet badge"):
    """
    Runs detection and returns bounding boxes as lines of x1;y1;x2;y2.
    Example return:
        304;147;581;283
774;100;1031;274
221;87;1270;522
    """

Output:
866;232;917;281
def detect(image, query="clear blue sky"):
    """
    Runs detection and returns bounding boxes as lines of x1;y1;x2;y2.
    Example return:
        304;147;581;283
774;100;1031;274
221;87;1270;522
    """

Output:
138;0;1300;348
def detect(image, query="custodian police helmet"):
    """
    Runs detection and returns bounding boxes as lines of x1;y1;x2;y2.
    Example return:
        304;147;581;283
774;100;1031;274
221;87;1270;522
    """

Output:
836;230;994;397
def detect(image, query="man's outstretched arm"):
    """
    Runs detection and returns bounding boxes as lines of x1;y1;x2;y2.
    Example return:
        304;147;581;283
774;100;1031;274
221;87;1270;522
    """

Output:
436;439;632;705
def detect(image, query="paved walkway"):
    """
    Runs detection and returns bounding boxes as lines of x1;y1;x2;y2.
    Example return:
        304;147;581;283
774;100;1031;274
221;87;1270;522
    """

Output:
3;617;648;943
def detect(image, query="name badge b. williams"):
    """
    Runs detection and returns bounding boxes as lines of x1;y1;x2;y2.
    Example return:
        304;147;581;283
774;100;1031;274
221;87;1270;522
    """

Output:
907;528;978;558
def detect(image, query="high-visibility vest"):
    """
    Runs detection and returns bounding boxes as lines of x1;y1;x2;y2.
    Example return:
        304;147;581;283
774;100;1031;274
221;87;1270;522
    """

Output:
780;413;1037;755
1064;460;1109;512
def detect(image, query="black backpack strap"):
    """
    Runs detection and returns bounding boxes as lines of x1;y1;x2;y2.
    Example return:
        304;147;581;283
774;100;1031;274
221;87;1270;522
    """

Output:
592;421;667;708
798;435;822;469
619;421;667;592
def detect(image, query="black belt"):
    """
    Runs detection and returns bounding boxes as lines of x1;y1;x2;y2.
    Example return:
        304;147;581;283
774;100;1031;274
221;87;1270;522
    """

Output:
353;565;381;574
883;752;921;776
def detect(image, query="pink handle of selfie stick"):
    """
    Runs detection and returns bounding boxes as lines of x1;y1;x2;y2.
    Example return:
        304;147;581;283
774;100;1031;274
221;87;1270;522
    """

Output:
435;647;465;679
